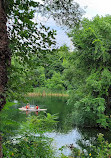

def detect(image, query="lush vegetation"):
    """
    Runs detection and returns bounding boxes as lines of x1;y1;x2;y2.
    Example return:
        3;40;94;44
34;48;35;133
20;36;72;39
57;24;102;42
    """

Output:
32;46;69;93
0;103;58;158
28;15;111;129
63;15;111;129
1;0;111;157
0;0;84;157
60;133;111;158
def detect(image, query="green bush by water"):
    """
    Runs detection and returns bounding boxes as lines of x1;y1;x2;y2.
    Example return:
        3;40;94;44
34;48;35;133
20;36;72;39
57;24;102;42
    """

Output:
1;102;58;158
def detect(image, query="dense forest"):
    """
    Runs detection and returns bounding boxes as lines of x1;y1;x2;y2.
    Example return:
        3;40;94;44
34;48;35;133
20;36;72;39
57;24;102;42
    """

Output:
1;0;111;157
8;16;111;129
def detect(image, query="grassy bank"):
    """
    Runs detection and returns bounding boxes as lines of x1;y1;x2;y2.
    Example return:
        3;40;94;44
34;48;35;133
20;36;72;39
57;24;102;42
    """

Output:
27;87;69;97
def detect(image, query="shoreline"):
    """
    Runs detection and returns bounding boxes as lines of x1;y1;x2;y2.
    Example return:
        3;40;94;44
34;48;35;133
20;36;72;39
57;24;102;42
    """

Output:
26;92;69;97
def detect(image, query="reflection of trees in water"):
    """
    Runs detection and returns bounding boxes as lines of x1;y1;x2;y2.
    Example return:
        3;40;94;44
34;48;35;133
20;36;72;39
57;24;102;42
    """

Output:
0;104;26;157
78;127;111;142
1;102;58;157
23;97;111;141
74;127;111;156
25;96;73;133
57;112;73;133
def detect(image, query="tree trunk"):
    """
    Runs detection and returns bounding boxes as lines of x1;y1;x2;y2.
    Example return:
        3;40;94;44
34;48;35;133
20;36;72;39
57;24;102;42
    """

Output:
0;0;10;157
0;0;10;111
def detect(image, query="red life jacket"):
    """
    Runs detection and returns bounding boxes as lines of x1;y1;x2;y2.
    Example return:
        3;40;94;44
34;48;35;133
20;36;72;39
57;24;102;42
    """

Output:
26;105;28;109
36;106;38;109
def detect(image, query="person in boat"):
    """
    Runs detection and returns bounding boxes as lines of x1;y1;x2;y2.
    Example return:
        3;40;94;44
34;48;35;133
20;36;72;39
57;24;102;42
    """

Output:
26;103;30;109
35;104;40;110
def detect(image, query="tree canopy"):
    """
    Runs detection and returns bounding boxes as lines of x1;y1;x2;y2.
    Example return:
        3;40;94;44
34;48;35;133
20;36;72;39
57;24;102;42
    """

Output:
66;15;111;128
0;0;83;110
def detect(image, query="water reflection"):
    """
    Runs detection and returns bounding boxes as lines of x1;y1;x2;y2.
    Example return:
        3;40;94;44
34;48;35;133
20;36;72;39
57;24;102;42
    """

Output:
25;96;111;156
45;129;81;156
77;127;111;145
24;96;72;133
1;96;111;157
0;104;27;157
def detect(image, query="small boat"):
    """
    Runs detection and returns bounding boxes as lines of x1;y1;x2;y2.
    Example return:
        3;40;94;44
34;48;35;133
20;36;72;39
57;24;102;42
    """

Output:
19;107;47;112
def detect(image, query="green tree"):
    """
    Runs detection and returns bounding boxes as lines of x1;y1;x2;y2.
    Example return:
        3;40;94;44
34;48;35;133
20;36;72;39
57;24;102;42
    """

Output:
0;0;83;111
67;15;111;128
45;72;65;91
0;1;83;157
32;45;70;92
44;45;69;79
33;66;45;87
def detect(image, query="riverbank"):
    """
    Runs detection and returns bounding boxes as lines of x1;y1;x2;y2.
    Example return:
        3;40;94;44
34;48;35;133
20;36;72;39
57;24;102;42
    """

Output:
26;87;69;97
27;92;69;97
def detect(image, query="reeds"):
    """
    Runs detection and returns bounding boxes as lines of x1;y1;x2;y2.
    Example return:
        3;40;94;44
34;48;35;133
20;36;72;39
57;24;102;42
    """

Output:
26;92;69;97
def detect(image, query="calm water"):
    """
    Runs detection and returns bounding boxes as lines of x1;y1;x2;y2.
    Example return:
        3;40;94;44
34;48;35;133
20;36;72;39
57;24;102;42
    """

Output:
18;96;111;156
1;96;111;157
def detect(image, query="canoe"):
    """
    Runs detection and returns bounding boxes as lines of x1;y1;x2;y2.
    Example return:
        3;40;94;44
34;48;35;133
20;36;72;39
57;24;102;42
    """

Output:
19;107;47;112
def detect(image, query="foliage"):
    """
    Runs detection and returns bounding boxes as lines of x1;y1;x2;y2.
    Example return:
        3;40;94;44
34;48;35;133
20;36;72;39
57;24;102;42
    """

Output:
0;102;58;136
7;57;35;101
71;97;108;127
57;133;111;158
4;0;83;101
20;113;58;134
6;0;83;28
6;0;56;101
45;72;65;91
1;102;58;157
32;45;69;92
92;133;111;158
44;45;69;79
66;15;111;128
3;135;56;158
67;133;111;158
0;102;25;136
38;0;84;28
0;0;83;110
25;96;72;134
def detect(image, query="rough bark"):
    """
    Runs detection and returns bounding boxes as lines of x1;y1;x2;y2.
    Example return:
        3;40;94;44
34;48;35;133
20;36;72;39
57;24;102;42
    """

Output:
0;0;10;157
0;0;10;111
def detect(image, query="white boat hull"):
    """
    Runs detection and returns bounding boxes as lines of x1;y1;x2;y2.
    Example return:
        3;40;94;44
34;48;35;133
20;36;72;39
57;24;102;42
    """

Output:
19;107;47;112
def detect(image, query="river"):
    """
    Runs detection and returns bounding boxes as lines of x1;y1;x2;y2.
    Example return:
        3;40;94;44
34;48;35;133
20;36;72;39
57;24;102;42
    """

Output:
1;96;111;157
19;96;111;156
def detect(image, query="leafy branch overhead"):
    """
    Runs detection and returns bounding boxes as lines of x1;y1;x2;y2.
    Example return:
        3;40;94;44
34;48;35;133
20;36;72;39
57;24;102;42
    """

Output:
0;0;83;110
6;0;84;63
37;0;84;27
0;0;83;103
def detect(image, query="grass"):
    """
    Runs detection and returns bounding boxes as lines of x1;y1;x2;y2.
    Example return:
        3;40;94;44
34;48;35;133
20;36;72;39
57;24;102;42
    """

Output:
26;87;69;97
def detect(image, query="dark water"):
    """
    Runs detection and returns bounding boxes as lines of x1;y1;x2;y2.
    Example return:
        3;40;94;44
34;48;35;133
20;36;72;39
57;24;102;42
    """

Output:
1;96;111;156
19;96;111;156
